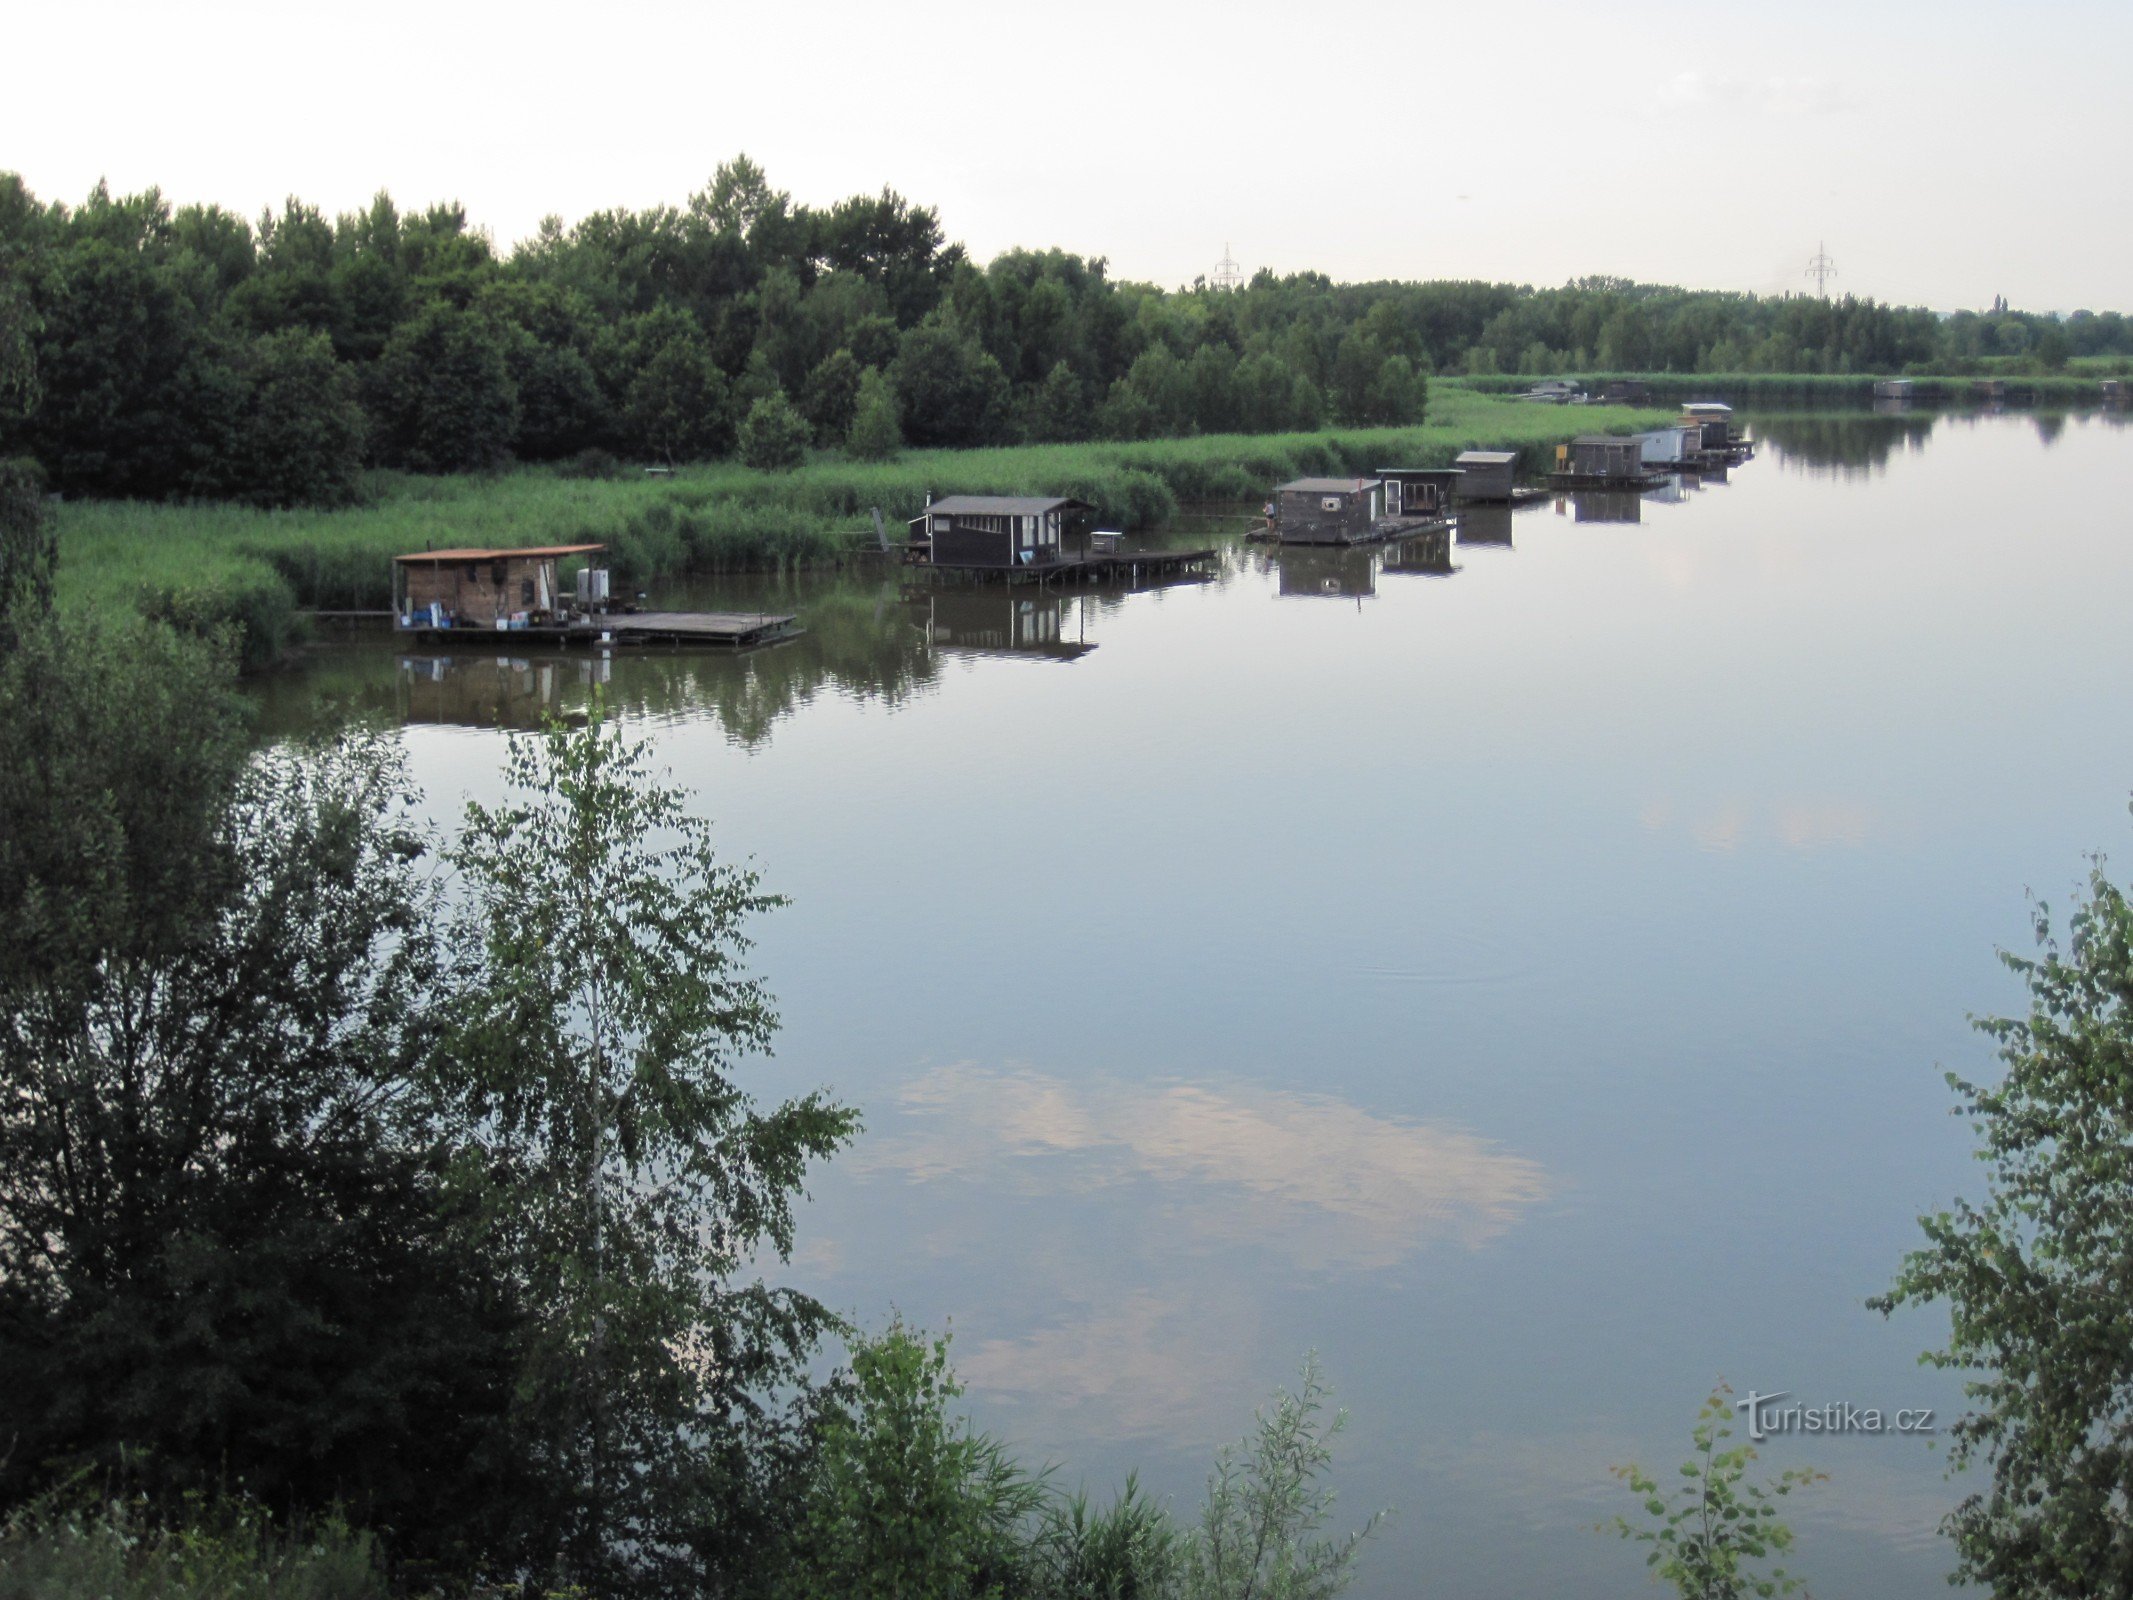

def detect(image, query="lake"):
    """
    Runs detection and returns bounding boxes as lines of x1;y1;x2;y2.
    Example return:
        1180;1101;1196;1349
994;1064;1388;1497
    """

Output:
263;405;2133;1597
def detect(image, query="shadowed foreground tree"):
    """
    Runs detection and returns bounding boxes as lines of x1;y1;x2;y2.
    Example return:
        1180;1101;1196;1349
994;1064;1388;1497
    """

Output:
1874;834;2133;1599
444;701;859;1595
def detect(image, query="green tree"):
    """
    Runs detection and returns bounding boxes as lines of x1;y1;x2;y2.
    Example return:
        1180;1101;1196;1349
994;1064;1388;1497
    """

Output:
367;300;519;472
229;327;367;507
783;1322;1044;1600
890;313;1008;447
1606;1388;1820;1600
846;365;901;461
1873;845;2133;1598
0;618;537;1572
0;455;53;653
740;389;811;470
444;704;858;1593
1026;359;1091;443
623;309;732;464
1185;1355;1380;1600
800;347;862;445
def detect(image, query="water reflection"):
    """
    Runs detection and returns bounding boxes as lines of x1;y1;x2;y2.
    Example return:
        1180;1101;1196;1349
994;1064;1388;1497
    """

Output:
1457;504;1515;548
1565;490;1644;524
1756;412;1939;478
856;1063;1550;1264
908;589;1098;661
1266;532;1459;600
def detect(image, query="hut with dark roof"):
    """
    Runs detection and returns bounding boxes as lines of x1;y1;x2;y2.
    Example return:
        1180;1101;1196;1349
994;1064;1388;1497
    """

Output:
907;495;1092;570
1270;477;1386;545
1452;450;1519;502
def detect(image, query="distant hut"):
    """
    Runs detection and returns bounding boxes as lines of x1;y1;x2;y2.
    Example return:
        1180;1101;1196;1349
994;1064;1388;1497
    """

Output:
1452;450;1519;502
1599;379;1650;405
1374;467;1462;519
1271;477;1387;545
2104;379;2128;404
1566;435;1649;480
1638;426;1694;467
907;495;1091;570
393;543;606;631
1872;379;1915;401
1679;402;1734;450
1973;378;2008;401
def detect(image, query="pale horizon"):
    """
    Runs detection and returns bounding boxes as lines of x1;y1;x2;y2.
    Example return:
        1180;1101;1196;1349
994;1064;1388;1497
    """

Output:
6;0;2128;315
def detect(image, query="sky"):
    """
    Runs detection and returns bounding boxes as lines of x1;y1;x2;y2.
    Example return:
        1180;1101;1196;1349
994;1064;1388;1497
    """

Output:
5;0;2128;313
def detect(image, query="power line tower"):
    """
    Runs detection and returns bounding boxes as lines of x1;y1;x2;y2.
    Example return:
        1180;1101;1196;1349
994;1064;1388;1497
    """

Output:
1212;242;1243;291
1805;241;1838;299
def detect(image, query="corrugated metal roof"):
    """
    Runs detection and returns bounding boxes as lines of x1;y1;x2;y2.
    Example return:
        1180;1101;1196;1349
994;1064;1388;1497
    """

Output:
918;495;1090;517
1680;402;1734;414
394;544;607;562
1374;465;1465;476
1454;451;1519;465
1273;477;1380;493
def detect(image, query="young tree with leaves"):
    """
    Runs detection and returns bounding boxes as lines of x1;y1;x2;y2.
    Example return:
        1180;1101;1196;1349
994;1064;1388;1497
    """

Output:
445;701;858;1594
1874;844;2133;1598
1606;1387;1820;1600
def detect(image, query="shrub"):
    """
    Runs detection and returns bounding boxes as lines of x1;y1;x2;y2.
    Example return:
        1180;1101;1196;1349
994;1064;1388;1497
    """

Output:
740;391;812;471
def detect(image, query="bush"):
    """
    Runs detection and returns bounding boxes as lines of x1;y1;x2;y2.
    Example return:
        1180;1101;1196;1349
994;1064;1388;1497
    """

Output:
560;445;622;480
0;1496;388;1600
137;568;300;670
740;391;811;471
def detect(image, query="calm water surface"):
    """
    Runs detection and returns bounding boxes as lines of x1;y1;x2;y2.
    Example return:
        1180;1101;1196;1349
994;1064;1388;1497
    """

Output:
265;408;2133;1598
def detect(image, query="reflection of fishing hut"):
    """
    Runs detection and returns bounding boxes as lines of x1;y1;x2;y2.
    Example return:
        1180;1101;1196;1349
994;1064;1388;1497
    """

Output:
1973;378;2007;402
1275;545;1377;600
1380;528;1455;576
908;588;1096;660
1456;503;1514;548
1567;490;1644;524
395;651;611;729
2101;379;2126;405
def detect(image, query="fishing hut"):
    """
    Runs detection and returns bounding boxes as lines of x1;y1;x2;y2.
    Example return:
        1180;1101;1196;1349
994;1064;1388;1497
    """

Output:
1375;467;1462;520
1679;403;1735;450
1638;427;1695;468
1551;435;1658;487
1873;379;1915;401
1452;451;1520;502
1271;478;1387;545
1599;379;1651;405
392;543;799;649
906;494;1090;572
2104;379;2128;404
1973;378;2008;402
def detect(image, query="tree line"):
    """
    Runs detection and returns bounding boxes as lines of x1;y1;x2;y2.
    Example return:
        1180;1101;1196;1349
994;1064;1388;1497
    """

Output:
5;159;2124;509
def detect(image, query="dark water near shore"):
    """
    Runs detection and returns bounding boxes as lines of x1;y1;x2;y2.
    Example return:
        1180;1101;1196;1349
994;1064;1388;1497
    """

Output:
265;407;2133;1598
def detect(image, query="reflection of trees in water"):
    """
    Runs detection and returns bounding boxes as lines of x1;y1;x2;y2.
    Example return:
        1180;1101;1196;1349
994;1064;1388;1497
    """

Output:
1755;411;1939;478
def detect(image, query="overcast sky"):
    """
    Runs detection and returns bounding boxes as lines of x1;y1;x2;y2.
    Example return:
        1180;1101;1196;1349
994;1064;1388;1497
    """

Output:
6;0;2127;313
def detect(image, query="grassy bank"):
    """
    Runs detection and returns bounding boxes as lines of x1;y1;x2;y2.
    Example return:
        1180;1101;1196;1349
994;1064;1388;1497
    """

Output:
1455;369;2126;403
54;389;1668;666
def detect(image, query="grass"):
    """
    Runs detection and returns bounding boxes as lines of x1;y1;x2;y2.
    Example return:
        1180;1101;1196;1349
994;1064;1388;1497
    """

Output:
1455;367;2128;401
52;389;1670;666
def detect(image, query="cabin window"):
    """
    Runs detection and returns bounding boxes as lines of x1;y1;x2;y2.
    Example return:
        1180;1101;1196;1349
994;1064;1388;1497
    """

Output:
1019;518;1034;549
1320;496;1343;513
520;577;536;605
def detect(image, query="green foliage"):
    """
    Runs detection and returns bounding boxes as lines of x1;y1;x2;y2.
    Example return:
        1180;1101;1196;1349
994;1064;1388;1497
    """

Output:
444;702;859;1592
892;312;1010;447
623;306;732;464
846;365;901;461
1183;1354;1380;1600
0;1495;388;1600
800;347;862;444
0;454;53;652
740;389;811;471
1606;1388;1821;1600
783;1322;1045;1600
0;619;540;1574
367;300;519;472
227;328;367;507
1872;840;2133;1597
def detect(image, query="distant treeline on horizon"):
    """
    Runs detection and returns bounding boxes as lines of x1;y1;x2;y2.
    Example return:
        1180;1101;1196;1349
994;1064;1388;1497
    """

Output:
1;158;2126;509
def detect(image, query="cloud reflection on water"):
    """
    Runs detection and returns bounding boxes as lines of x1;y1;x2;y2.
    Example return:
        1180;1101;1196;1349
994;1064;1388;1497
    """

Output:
856;1064;1550;1267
